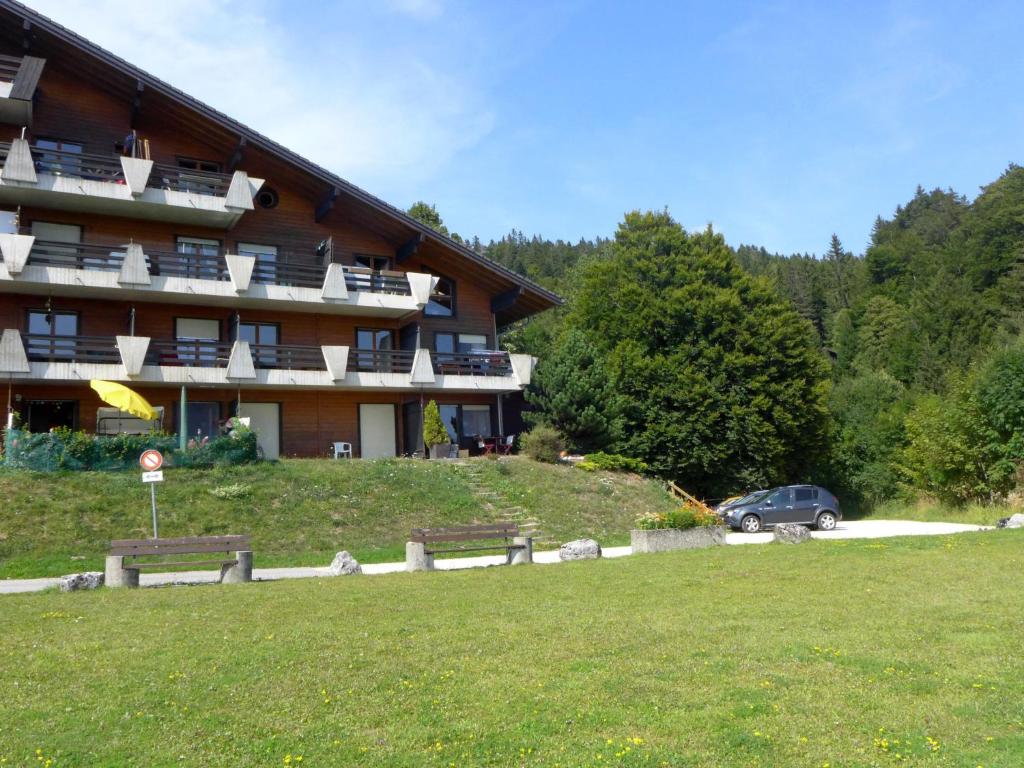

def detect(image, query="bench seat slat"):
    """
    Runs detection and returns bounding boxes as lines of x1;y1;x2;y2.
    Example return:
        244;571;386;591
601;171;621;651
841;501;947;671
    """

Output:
411;523;517;534
425;544;526;555
125;559;237;570
111;535;249;548
110;542;250;556
413;532;518;544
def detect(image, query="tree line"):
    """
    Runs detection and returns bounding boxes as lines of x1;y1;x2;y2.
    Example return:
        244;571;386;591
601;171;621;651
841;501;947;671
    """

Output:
408;163;1024;507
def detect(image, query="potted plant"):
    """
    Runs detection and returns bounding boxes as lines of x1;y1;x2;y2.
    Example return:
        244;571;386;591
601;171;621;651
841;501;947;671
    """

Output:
631;502;726;553
423;400;452;459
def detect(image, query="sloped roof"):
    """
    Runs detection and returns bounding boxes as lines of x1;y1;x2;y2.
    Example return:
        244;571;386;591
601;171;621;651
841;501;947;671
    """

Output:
0;0;562;322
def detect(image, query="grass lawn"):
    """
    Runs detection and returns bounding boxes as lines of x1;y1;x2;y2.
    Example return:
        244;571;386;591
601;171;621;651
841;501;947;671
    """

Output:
0;457;675;579
1;531;1022;766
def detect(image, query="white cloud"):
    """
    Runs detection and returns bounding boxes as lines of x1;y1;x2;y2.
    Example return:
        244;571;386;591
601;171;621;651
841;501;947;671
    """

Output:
23;0;493;194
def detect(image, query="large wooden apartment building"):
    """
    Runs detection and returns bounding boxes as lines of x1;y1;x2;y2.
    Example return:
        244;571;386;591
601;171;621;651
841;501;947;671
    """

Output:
0;1;559;458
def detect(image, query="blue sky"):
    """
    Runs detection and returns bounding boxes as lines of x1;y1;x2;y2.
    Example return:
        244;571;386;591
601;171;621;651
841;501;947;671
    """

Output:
28;0;1024;255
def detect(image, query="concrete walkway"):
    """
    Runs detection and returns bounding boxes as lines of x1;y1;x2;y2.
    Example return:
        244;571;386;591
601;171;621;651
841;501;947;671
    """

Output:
0;519;988;595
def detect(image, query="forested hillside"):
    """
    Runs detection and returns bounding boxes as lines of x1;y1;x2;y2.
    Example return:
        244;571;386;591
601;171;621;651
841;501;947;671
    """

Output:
411;164;1024;508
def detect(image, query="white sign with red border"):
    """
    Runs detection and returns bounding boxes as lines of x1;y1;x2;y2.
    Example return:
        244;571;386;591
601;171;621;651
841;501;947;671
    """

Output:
139;449;164;471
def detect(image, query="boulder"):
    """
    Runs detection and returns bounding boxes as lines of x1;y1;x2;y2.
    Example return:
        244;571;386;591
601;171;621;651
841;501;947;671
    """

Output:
773;524;811;544
328;551;362;576
559;538;601;561
1003;513;1024;529
58;572;105;592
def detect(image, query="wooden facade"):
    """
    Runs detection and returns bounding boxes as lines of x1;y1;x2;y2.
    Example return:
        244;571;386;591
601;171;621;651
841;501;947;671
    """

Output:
0;2;559;458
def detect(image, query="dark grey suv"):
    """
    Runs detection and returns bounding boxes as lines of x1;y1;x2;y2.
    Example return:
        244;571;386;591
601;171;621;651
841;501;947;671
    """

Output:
718;485;840;534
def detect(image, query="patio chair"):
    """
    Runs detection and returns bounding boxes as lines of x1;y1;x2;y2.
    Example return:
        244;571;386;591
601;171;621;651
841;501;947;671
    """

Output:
331;441;353;459
476;437;494;456
498;434;515;455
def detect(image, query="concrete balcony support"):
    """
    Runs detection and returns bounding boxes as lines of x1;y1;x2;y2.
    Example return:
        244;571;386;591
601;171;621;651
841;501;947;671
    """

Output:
321;262;349;301
119;157;153;197
0;329;29;374
0;232;34;275
226;340;256;380
407;272;439;308
322;345;350;382
224;170;256;211
116;335;150;377
509;354;536;387
225;254;255;293
410;348;436;384
0;137;36;183
117;243;151;286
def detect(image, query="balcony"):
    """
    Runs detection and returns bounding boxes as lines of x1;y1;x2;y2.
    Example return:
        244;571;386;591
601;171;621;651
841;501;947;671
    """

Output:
0;330;535;393
0;237;437;316
0;55;45;126
0;138;263;227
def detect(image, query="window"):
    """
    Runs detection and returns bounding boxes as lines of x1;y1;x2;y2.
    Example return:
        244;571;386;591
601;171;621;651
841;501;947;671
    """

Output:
457;334;488;353
461;405;492;439
0;210;16;234
354;254;390;272
794;488;816;503
175;318;221;367
36;138;82;176
175;401;220;442
435;332;455;358
177;158;221;173
26;400;77;432
355;328;394;371
769;488;793;506
439;404;459;443
176;236;222;280
238;243;277;284
238;322;279;368
425;275;455;317
26;309;78;360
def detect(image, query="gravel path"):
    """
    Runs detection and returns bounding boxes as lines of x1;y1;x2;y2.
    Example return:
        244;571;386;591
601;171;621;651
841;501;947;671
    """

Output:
0;519;989;595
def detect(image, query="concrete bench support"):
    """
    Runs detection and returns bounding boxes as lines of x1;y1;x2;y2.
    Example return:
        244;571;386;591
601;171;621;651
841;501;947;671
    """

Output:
406;541;434;572
509;536;533;565
104;555;139;588
221;551;253;584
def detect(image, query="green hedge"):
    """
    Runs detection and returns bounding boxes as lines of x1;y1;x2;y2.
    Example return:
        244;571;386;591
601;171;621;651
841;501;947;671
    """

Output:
2;422;258;472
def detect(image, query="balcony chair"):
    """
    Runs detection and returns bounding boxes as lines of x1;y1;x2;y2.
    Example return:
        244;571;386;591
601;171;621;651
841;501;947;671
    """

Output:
331;441;353;459
499;434;515;455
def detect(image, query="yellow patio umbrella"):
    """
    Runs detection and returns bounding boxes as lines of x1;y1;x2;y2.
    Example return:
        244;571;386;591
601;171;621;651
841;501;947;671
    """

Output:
89;380;159;421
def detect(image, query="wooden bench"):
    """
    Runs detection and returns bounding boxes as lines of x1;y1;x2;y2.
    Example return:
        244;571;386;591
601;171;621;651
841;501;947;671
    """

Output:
406;523;532;571
105;535;253;588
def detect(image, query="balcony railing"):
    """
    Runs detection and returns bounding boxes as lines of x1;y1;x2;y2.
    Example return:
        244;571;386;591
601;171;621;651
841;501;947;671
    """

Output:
350;348;415;374
31;145;126;183
28;240;125;272
147;248;230;281
145;339;234;368
250;258;326;289
23;334;121;364
250;343;327;371
433;351;513;377
0;54;22;83
152;163;232;197
345;267;413;295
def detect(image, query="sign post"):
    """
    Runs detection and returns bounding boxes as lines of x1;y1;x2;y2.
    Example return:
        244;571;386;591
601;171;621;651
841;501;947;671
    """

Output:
139;450;164;538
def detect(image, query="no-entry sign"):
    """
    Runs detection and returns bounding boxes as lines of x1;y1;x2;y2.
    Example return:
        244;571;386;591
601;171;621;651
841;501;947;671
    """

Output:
139;449;164;471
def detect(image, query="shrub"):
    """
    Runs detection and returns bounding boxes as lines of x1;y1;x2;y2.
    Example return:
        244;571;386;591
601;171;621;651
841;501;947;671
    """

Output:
175;420;259;468
422;400;450;449
636;501;720;530
577;451;649;474
521;425;564;464
2;428;178;471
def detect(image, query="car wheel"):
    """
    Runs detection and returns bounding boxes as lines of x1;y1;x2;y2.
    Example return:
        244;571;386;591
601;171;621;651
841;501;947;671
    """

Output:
816;511;837;531
741;514;761;534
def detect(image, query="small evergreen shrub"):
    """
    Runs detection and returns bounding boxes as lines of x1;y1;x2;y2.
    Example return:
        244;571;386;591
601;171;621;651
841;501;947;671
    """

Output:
577;451;649;474
521;425;564;464
422;400;450;449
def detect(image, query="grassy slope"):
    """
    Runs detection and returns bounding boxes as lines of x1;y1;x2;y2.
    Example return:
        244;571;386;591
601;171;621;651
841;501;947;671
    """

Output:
1;532;1022;766
0;457;676;578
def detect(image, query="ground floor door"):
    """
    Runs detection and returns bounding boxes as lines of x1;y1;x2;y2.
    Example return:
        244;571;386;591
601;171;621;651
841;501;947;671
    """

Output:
26;400;77;432
238;402;280;460
359;404;396;458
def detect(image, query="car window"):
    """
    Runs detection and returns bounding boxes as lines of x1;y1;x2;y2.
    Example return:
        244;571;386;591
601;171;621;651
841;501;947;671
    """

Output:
769;488;792;505
795;488;814;502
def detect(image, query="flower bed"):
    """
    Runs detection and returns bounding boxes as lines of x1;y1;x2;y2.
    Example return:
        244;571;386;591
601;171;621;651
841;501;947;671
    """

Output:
632;500;726;553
